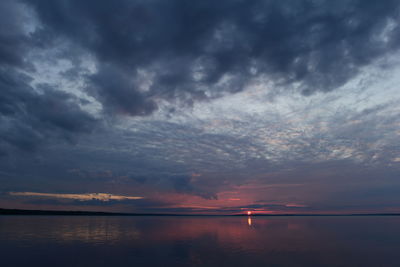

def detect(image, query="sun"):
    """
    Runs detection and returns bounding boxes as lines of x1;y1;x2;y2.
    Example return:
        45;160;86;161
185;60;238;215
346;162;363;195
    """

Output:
247;211;252;216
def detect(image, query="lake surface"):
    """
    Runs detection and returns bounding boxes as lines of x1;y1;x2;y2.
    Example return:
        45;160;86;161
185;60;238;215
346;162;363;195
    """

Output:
1;216;399;267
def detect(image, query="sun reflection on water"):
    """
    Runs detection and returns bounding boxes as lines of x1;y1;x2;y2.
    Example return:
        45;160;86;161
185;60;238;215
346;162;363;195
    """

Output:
247;217;252;226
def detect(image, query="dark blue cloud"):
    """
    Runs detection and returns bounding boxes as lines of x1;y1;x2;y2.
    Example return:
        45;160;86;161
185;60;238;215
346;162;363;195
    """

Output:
1;0;400;213
22;0;400;112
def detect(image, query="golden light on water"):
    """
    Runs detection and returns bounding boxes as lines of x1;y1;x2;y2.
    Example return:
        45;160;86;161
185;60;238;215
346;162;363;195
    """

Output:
247;217;252;226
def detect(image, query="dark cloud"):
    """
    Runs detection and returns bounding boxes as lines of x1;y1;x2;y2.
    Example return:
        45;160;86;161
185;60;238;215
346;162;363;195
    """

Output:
171;175;217;200
88;64;157;116
1;0;400;213
0;68;97;153
19;0;400;114
2;0;400;151
0;0;98;154
0;0;31;68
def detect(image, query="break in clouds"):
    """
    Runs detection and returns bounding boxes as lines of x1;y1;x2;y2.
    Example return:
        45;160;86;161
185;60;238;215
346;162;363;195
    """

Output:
1;0;400;214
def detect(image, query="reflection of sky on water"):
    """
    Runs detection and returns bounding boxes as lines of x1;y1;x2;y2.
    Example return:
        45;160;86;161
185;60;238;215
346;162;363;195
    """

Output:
0;216;140;244
1;216;400;266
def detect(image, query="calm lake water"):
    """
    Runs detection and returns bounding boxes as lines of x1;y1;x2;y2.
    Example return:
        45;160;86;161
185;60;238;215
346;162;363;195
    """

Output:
1;216;399;267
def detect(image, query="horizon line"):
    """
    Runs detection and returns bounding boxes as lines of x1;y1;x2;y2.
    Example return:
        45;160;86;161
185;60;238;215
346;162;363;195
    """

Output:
2;208;400;217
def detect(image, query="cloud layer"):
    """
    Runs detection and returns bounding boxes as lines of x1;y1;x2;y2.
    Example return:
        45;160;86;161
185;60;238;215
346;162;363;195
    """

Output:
0;0;400;214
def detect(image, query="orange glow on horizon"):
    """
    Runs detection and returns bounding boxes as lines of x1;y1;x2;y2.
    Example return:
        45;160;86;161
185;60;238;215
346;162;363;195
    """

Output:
247;211;252;216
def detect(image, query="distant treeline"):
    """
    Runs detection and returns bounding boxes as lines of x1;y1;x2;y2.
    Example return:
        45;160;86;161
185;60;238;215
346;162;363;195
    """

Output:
0;208;123;216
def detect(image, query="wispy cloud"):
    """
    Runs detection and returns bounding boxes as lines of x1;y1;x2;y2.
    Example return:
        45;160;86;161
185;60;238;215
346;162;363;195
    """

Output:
9;192;143;201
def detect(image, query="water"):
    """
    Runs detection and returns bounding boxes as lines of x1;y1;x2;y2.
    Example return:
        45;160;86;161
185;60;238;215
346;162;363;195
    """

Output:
1;216;399;267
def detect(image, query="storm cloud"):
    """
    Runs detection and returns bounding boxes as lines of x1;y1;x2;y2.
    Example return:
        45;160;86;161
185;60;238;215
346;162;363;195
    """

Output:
0;0;97;154
20;0;400;113
1;0;400;214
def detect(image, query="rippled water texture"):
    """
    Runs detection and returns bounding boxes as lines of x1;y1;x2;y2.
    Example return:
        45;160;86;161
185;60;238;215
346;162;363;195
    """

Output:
1;216;399;266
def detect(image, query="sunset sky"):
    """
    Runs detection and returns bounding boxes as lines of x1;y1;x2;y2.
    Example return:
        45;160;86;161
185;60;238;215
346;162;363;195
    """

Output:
1;0;400;214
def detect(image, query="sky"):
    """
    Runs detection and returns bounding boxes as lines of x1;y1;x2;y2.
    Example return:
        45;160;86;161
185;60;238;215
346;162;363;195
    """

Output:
1;0;400;214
